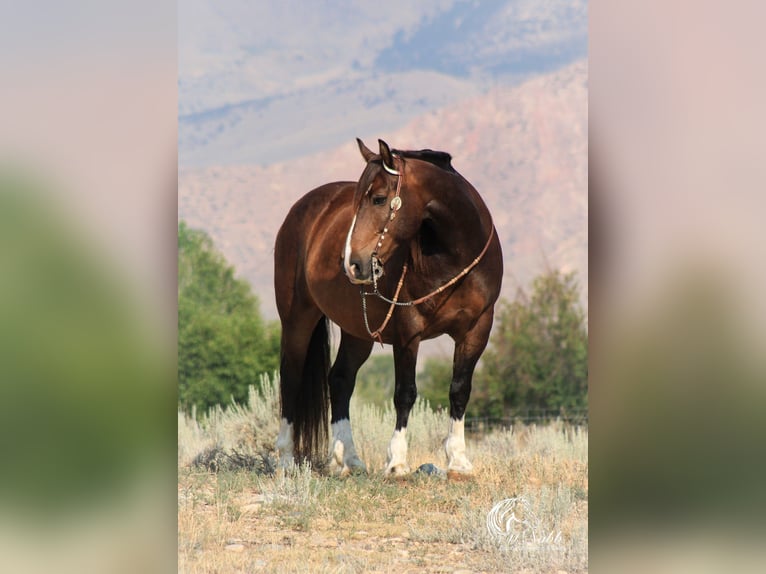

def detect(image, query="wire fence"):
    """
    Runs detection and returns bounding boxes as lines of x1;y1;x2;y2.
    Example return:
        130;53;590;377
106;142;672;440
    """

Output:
465;407;589;434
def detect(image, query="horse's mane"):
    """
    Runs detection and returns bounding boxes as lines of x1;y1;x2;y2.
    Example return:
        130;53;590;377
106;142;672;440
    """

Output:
393;148;457;174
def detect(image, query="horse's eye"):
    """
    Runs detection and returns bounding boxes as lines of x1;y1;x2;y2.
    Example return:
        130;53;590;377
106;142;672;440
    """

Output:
372;195;387;206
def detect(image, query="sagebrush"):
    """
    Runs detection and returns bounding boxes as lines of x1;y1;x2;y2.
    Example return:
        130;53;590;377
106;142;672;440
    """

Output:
178;374;588;573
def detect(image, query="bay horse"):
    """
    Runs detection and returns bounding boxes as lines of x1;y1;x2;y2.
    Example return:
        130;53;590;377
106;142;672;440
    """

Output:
274;138;502;476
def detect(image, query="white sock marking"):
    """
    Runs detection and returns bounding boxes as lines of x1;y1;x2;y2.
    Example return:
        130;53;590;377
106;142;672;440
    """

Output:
445;416;473;473
329;419;366;476
385;427;410;475
275;418;294;468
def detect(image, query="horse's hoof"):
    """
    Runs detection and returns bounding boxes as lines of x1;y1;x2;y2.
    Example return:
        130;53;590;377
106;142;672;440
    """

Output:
331;462;368;478
329;441;367;478
328;462;344;477
384;464;411;478
446;456;473;474
446;455;474;481
346;458;368;474
345;465;367;478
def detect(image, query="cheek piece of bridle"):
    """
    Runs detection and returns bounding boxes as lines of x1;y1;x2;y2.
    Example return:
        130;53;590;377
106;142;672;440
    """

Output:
358;156;495;344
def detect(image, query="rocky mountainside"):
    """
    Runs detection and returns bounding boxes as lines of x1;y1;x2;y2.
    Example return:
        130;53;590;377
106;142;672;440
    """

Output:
179;0;587;167
179;59;587;320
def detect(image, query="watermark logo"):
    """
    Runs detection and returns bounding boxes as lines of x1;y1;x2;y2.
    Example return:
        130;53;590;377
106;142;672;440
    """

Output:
486;497;563;548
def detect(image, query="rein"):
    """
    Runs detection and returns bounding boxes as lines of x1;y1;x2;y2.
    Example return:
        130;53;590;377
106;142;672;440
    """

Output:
359;157;495;343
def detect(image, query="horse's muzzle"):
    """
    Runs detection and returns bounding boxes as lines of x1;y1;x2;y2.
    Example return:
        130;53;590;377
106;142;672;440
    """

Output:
343;255;373;285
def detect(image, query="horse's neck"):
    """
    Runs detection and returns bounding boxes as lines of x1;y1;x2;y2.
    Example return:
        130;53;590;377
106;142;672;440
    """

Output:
411;183;491;273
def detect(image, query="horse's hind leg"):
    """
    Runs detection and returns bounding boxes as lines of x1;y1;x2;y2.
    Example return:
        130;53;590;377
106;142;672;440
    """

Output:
328;331;373;477
445;309;494;475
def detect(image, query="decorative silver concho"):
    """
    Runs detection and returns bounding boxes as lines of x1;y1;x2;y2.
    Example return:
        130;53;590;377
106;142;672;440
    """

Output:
371;256;385;280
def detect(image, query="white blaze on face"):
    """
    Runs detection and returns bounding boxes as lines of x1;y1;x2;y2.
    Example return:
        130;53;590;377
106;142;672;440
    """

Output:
445;416;473;473
275;418;294;468
342;214;358;281
329;419;366;476
385;427;410;475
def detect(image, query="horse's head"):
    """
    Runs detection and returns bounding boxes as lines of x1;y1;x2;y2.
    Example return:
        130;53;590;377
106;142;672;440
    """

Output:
343;138;425;285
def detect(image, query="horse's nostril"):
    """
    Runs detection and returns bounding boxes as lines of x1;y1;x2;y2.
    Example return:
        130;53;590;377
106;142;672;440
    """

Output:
345;256;373;283
348;257;365;280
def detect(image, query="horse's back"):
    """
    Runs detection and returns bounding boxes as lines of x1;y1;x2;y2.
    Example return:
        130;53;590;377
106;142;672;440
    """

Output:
274;181;355;320
276;181;355;242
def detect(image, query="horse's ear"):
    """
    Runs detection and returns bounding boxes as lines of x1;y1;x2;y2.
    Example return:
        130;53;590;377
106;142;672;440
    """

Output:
378;139;395;171
357;138;375;163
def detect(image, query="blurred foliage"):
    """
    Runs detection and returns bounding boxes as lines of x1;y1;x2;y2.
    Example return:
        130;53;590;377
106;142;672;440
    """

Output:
418;357;452;410
354;354;395;407
470;270;588;418
355;353;452;411
591;268;766;531
0;173;172;516
178;221;280;415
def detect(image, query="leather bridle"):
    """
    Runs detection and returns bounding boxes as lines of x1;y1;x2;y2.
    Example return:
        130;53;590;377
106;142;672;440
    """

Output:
352;155;495;343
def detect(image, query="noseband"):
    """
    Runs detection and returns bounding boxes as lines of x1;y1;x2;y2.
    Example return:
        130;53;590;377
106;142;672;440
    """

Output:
353;156;495;343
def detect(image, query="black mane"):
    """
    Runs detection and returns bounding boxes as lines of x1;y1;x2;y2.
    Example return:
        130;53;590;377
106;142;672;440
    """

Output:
393;148;457;174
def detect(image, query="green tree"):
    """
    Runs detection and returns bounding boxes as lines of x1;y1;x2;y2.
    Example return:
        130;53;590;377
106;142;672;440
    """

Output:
471;270;588;418
355;353;456;411
354;354;395;407
418;357;452;410
354;353;453;410
178;221;280;414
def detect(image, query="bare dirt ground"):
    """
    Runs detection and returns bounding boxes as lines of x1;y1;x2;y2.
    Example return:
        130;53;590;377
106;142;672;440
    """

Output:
178;380;588;573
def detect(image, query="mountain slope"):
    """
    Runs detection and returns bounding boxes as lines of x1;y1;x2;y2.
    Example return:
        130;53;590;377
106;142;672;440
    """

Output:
179;59;587;320
179;0;587;167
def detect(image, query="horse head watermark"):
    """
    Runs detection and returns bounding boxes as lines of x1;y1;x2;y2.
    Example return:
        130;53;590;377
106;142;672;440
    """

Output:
486;497;563;549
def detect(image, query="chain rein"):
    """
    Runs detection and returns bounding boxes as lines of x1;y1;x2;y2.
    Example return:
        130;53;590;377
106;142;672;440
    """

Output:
359;156;495;342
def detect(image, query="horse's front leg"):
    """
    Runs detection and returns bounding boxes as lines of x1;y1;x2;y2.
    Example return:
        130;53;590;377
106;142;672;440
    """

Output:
328;332;373;477
385;338;420;476
446;309;494;475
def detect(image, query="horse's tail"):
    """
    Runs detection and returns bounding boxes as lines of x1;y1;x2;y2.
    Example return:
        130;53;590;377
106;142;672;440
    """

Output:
293;317;330;462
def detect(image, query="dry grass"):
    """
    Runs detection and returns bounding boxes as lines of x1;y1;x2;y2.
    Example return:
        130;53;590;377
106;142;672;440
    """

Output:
178;375;588;573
